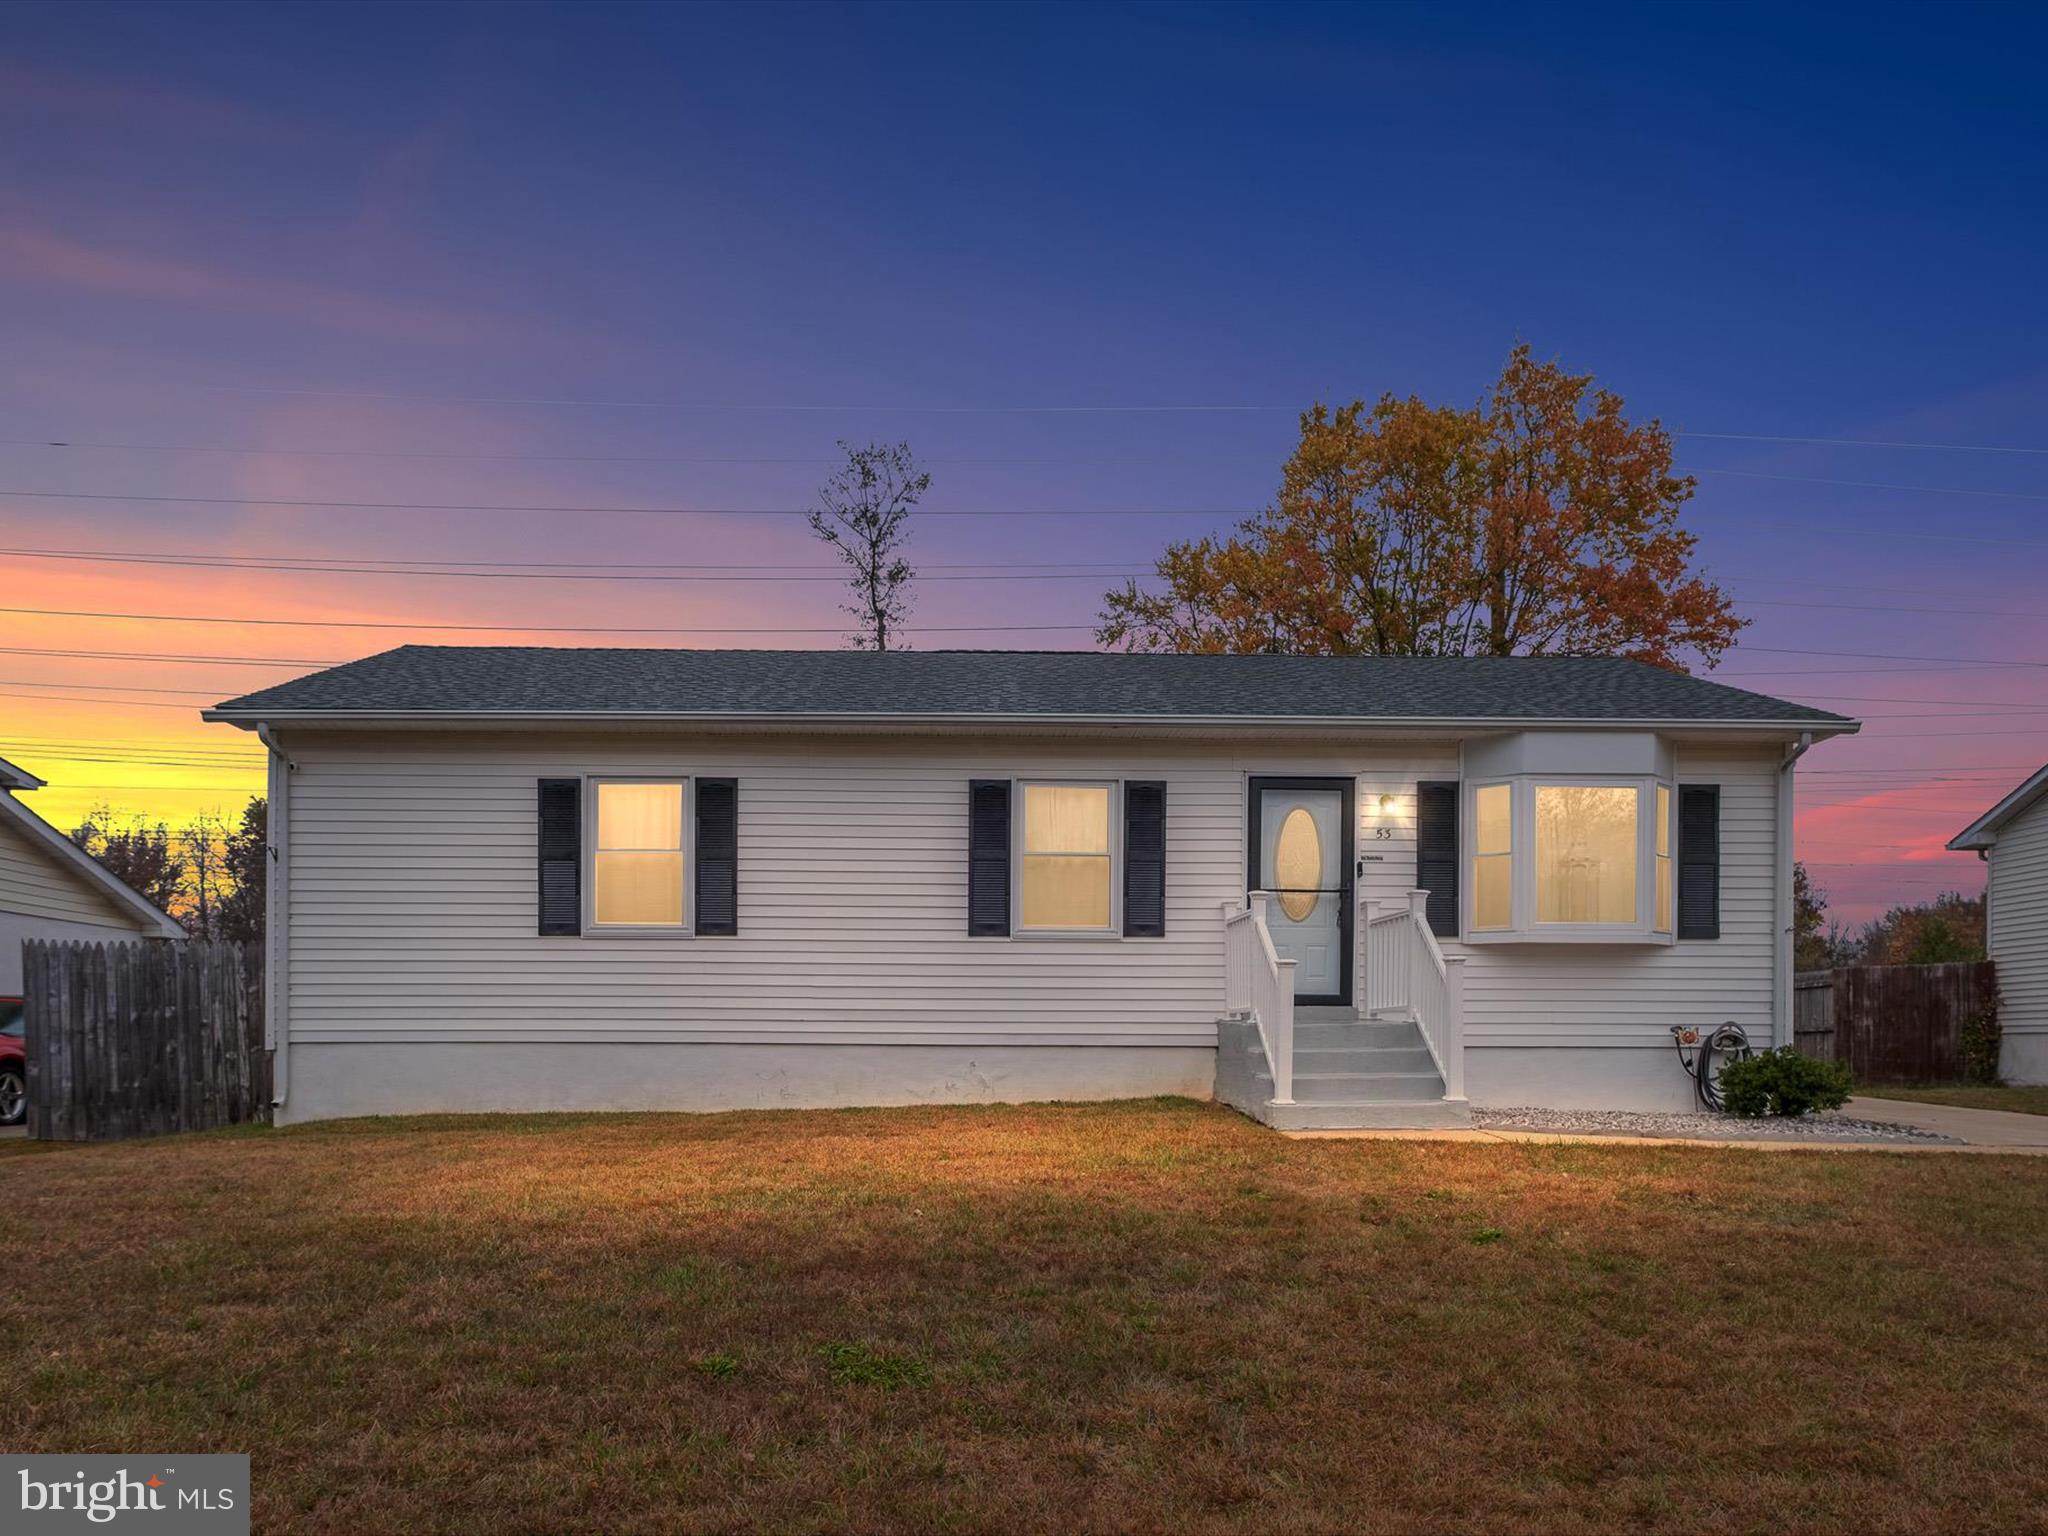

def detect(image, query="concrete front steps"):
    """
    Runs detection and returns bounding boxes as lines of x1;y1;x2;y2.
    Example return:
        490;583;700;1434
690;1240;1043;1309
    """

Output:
1216;1006;1470;1131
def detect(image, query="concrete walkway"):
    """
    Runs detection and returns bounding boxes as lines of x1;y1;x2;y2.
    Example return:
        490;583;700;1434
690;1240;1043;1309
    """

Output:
1845;1095;2048;1148
1289;1097;2048;1153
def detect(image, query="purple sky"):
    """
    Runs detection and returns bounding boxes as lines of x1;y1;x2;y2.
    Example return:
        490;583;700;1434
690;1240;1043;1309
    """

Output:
2;1;2043;928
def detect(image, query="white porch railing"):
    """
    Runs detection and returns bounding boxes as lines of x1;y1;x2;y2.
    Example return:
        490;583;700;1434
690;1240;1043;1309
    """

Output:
1223;891;1297;1104
1361;889;1466;1101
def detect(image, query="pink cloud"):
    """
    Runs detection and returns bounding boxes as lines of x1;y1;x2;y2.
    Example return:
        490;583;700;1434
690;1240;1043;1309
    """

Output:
0;225;518;347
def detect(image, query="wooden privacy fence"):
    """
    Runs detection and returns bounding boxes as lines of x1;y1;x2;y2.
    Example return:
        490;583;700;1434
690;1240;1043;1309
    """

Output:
1793;960;1999;1083
22;940;268;1141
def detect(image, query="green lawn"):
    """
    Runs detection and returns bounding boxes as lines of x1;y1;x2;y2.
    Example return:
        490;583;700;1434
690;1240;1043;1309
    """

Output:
1859;1083;2048;1117
3;1100;2045;1533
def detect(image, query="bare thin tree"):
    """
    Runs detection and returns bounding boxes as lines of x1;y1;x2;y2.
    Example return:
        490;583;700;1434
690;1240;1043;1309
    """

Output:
808;440;929;650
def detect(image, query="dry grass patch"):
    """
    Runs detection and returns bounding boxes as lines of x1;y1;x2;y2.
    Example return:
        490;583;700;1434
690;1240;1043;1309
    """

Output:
2;1099;2044;1534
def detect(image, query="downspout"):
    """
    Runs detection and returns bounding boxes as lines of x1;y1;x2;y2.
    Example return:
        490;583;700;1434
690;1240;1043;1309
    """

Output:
257;723;292;1113
1774;731;1814;1049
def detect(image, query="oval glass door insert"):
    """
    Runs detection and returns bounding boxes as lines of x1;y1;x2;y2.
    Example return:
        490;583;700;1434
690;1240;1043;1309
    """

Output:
1275;806;1322;921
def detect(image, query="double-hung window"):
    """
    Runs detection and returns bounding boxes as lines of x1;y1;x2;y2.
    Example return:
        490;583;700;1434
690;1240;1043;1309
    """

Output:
1466;776;1676;941
1018;781;1116;932
590;779;688;929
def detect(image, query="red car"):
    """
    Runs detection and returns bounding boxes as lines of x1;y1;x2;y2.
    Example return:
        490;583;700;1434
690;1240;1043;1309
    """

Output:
0;997;23;1126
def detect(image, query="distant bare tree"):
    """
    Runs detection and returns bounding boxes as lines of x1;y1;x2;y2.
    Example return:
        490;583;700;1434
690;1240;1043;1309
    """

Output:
70;805;182;917
808;440;929;650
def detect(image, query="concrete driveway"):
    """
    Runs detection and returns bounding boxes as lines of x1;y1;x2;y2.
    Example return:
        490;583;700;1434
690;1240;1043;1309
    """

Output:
1848;1096;2048;1149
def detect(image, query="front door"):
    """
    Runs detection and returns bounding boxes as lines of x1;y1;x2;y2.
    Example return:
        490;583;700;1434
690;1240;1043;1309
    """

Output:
1249;777;1353;1006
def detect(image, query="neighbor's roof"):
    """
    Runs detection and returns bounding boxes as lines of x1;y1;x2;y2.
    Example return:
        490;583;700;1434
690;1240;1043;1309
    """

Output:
205;648;1857;731
1948;763;2048;851
0;755;186;938
0;754;45;791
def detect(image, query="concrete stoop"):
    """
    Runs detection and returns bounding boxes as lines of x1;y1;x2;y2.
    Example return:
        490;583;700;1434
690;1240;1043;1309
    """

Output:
1216;1011;1471;1131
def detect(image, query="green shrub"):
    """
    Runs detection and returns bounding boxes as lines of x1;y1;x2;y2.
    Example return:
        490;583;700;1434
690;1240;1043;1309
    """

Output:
1719;1047;1853;1118
1959;991;2004;1084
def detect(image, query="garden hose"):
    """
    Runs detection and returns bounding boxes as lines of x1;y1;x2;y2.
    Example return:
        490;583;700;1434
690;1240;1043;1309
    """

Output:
1671;1023;1753;1111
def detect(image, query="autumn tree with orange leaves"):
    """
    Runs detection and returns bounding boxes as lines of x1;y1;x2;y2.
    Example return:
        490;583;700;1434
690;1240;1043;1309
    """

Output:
1098;346;1743;670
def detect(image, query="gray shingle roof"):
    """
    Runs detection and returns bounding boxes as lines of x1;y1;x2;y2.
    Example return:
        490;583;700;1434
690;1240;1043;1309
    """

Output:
205;647;1855;728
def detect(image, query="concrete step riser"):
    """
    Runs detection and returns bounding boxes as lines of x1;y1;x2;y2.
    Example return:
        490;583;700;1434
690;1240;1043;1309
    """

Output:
1249;1073;1446;1104
1263;1100;1473;1131
1291;1025;1421;1050
1293;1048;1437;1074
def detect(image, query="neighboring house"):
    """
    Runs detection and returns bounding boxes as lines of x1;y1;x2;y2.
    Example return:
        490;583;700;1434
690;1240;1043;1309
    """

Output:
1948;764;2048;1085
0;754;186;994
204;648;1857;1128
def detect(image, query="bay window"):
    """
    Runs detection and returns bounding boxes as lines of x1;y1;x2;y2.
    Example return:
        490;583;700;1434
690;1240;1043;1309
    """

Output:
1466;776;1676;941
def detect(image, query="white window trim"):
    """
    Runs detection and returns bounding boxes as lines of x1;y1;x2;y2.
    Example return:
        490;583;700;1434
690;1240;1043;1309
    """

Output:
583;775;694;938
1012;778;1123;939
1461;774;1675;946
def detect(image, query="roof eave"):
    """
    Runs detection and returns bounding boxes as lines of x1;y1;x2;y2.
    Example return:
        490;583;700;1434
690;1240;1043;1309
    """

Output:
1946;763;2048;851
203;707;1860;736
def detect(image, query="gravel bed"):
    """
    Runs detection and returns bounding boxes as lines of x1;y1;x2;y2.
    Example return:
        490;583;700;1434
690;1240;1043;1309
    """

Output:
1472;1106;1964;1144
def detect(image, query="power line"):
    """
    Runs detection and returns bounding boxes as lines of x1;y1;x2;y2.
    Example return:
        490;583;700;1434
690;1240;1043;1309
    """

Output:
10;436;2048;507
1736;645;2048;669
0;604;1096;635
0;437;1195;467
1;738;262;759
10;484;2044;548
0;690;214;711
0;545;2027;607
1740;597;2048;620
0;488;1231;517
0;545;1145;573
0;646;331;668
162;387;2048;453
1698;468;2048;502
201;384;1293;413
0;678;225;696
1677;431;2048;457
0;547;1144;584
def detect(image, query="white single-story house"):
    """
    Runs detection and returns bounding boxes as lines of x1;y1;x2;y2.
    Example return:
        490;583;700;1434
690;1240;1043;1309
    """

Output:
1948;764;2048;1085
204;648;1856;1128
1;754;186;994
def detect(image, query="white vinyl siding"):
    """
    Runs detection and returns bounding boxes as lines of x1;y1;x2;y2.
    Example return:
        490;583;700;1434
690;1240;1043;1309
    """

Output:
0;808;137;928
277;732;1783;1055
283;732;1261;1046
1986;795;2048;1045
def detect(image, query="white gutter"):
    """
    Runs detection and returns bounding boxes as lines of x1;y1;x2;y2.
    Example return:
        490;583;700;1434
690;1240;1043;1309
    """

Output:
204;707;1860;736
1774;731;1815;1048
258;723;292;1113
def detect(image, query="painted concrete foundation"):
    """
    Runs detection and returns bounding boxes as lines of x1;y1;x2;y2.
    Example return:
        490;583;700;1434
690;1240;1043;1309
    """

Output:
2001;1033;2048;1086
277;1042;1217;1125
1464;1045;1703;1111
279;1038;1723;1124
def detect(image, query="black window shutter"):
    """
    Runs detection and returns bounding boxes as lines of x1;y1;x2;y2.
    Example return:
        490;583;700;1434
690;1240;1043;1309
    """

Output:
1676;785;1721;940
537;778;581;936
1416;781;1460;939
968;779;1011;936
1122;781;1167;937
695;778;738;936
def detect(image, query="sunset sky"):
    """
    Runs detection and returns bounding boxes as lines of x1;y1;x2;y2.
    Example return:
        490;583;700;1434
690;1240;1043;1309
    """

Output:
2;2;2043;927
